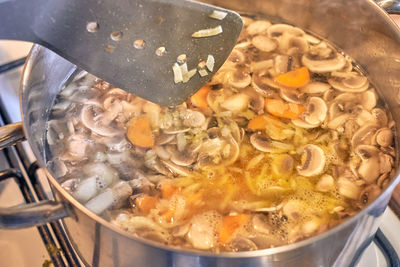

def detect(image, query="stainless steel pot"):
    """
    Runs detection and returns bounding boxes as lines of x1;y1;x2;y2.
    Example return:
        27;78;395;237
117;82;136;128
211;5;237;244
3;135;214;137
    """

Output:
1;0;400;266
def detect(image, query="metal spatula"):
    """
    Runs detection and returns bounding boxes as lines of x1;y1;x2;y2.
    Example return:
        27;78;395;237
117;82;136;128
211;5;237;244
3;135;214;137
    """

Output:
0;0;243;106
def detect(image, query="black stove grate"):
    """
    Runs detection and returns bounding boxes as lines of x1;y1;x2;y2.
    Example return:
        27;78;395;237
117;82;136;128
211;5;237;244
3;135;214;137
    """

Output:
0;59;399;267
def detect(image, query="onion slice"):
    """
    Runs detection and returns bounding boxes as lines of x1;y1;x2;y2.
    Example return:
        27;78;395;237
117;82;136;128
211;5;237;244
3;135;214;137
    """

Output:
192;25;223;38
206;55;215;72
172;63;183;83
183;69;197;83
198;69;208;77
209;10;228;20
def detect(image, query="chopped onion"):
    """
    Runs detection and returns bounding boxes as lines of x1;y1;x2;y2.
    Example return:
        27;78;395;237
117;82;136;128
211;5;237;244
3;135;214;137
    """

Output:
198;69;208;77
180;62;188;75
209;10;228;20
192;25;223;38
172;63;183;83
183;68;197;83
206;54;215;72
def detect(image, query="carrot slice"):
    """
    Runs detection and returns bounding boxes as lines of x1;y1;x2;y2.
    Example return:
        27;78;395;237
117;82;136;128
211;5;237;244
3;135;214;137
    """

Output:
265;99;305;119
248;115;269;130
218;214;250;245
275;67;310;88
160;181;178;199
135;196;158;214
127;118;154;148
191;85;211;109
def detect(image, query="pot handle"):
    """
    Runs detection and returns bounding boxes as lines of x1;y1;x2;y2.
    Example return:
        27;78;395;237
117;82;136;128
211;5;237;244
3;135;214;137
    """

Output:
376;0;400;14
0;200;70;228
0;122;26;150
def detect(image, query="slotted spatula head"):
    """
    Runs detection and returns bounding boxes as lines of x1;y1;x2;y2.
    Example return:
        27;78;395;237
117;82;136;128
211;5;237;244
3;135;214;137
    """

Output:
0;0;243;106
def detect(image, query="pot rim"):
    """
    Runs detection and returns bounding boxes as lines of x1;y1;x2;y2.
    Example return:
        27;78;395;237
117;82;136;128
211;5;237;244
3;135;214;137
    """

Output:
19;3;400;258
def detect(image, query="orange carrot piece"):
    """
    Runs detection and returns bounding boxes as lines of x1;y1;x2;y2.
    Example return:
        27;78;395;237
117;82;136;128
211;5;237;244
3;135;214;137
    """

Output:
135;196;158;214
160;182;178;199
162;207;176;223
248;115;269;130
275;67;310;88
265;99;305;119
127;118;154;148
218;214;250;245
191;85;211;109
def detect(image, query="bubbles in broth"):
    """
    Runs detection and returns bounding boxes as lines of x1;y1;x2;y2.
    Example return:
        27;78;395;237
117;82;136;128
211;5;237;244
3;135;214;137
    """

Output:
46;17;396;252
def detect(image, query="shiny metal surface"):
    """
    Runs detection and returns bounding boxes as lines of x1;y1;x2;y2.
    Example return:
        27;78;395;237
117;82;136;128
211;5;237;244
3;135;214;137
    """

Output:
0;200;69;228
0;122;25;150
3;0;400;266
0;0;243;105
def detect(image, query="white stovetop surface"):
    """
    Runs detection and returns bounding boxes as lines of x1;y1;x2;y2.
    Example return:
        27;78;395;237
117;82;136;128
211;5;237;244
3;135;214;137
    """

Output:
0;41;399;267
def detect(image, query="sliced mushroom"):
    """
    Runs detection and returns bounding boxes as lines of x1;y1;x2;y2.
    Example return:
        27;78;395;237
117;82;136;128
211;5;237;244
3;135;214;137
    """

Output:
371;108;388;127
267;24;305;38
155;133;175;145
361;90;377;110
227;69;252;88
360;184;381;205
241;87;265;113
279;88;304;104
337;176;361;199
252;214;272;234
228;49;246;64
301;82;330;94
182;109;206;128
247;20;272;35
271;154;294;176
356;145;381;183
291;97;327;128
165;145;196;166
162;160;191;176
302;47;346;73
304;97;327;125
375;128;393;147
231;236;258;251
251;35;277;52
315;174;334;192
250;59;274;73
379;153;393;174
251;74;279;97
328;72;369;93
297;144;326;177
274;55;290;75
221;93;250;112
250;133;293;153
80;105;122;137
351;123;379;147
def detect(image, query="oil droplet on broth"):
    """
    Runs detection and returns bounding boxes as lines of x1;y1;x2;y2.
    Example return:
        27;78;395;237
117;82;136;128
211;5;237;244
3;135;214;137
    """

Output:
105;45;116;53
111;31;123;41
86;21;99;33
133;39;146;49
155;46;166;56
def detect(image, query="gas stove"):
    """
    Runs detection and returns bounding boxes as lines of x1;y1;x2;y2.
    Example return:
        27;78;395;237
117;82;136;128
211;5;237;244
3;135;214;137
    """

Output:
0;41;399;267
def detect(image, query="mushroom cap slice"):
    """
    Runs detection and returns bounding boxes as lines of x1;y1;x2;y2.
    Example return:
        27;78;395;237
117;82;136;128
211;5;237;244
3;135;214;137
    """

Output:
250;133;293;153
376;128;393;147
328;72;369;93
80;105;122;137
355;145;381;183
301;82;331;94
267;24;305;38
304;97;327;125
302;49;346;73
251;35;277;52
297;144;326;177
247;20;272;35
351;123;379;147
